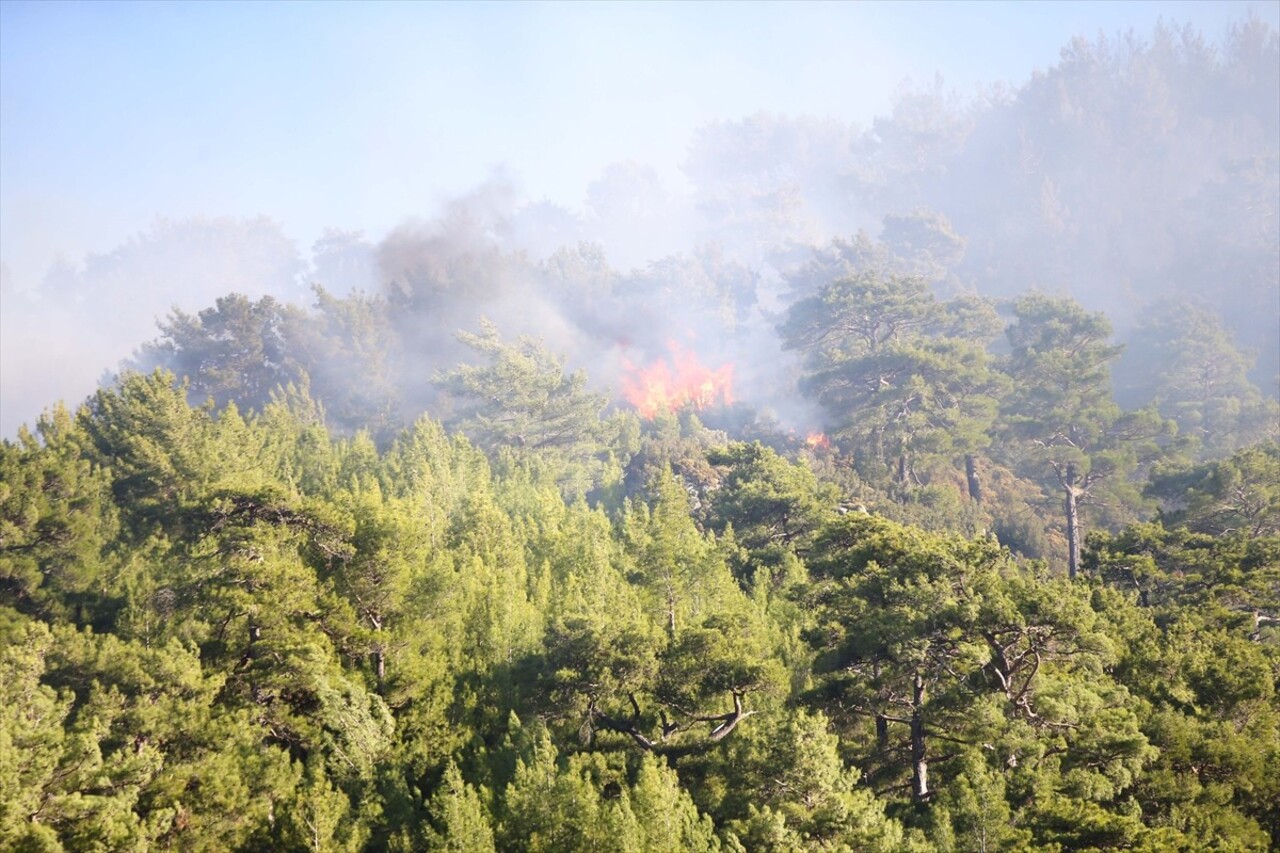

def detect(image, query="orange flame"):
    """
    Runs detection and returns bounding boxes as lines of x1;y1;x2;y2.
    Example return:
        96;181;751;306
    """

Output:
805;432;831;450
622;343;734;418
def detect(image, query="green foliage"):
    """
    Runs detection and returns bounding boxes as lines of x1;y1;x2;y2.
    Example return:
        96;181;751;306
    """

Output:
497;728;628;852
135;287;406;442
295;286;405;440
728;709;917;851
424;762;496;852
804;513;1160;840
1115;300;1275;457
6;316;1278;850
437;320;614;497
0;614;302;852
1087;504;1280;848
706;441;839;587
494;724;722;852
77;371;220;540
999;294;1173;575
1147;441;1280;538
0;407;117;622
622;467;741;637
135;293;307;416
782;271;1007;493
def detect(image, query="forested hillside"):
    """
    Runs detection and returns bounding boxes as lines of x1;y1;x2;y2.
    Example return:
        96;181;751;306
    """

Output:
3;368;1278;850
3;15;1279;853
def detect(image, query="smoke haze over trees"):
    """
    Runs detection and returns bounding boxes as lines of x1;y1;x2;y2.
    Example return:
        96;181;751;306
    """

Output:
3;5;1280;851
3;11;1277;438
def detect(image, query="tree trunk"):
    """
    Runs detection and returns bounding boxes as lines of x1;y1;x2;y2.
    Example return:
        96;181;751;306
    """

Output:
911;672;929;802
1064;463;1081;580
240;622;263;686
368;614;386;692
873;661;889;751
705;692;754;742
965;454;983;503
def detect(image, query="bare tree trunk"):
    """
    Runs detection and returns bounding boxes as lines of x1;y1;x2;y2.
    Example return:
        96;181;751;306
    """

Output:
705;692;754;742
965;454;983;503
367;613;386;692
911;672;929;802
1064;463;1081;580
241;622;263;698
873;661;888;751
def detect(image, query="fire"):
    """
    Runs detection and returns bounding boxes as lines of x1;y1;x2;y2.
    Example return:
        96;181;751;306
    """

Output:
622;343;734;418
805;432;831;450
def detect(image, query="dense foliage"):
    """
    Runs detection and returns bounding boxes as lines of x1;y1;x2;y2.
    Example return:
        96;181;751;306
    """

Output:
2;356;1277;850
4;16;1279;853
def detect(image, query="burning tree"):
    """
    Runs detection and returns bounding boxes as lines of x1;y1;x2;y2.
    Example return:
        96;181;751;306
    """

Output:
621;343;734;418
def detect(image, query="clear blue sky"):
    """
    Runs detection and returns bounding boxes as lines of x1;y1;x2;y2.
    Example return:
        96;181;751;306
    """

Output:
2;0;1277;290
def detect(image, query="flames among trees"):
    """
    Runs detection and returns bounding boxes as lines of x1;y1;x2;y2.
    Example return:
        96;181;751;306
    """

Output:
621;343;735;418
6;16;1278;850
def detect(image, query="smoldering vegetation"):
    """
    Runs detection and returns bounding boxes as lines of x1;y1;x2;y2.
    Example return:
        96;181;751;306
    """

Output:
5;18;1277;444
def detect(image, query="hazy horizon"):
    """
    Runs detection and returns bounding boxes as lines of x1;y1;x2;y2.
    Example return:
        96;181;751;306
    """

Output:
3;0;1278;437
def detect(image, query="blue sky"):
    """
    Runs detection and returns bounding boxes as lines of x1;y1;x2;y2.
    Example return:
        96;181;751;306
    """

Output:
3;0;1276;294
